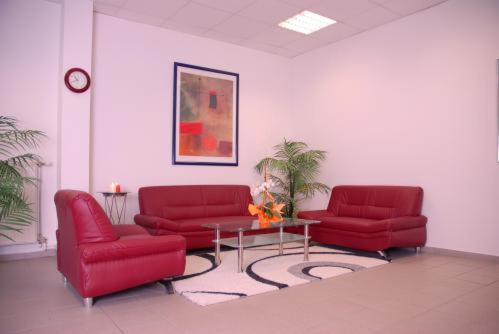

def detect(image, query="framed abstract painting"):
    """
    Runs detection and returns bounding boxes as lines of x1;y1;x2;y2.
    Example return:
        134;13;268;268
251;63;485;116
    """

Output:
172;62;239;166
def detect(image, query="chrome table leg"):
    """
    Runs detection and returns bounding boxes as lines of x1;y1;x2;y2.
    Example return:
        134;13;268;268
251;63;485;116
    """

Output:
304;224;310;261
279;226;284;255
237;230;244;273
214;227;221;266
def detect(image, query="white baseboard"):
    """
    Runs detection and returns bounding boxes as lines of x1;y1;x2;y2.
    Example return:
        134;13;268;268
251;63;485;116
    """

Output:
423;246;499;262
0;244;56;261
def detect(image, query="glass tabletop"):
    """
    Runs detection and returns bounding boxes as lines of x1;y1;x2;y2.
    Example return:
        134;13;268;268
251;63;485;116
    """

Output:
98;192;129;196
202;217;320;233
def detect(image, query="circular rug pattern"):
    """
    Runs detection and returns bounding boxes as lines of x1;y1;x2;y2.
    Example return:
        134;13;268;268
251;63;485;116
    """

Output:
172;243;388;306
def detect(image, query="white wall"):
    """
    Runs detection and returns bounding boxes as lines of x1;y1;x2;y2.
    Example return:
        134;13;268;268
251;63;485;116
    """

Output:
58;0;94;191
0;0;61;253
291;0;499;256
90;14;294;222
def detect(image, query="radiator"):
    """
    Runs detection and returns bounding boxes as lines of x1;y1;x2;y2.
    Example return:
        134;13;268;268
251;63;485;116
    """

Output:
0;163;47;248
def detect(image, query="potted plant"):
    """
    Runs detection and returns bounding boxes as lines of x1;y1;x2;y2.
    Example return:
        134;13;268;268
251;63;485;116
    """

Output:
255;139;329;218
0;116;45;241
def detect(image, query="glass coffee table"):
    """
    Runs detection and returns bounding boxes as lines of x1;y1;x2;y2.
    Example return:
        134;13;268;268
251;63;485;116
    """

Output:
203;218;320;273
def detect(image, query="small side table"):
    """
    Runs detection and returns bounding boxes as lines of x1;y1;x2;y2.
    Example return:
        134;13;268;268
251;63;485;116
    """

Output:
99;192;129;224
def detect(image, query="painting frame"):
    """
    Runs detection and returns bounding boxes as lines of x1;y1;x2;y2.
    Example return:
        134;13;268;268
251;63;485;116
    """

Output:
172;62;239;166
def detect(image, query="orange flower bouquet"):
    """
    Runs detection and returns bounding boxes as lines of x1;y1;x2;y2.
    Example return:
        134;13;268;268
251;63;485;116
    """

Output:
248;171;284;225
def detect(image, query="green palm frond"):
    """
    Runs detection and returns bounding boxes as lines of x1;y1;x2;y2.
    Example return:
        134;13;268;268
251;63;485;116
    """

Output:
268;175;287;192
2;153;41;170
0;116;44;156
295;182;330;200
0;129;44;154
255;139;330;217
273;139;307;160
255;157;288;175
0;116;44;241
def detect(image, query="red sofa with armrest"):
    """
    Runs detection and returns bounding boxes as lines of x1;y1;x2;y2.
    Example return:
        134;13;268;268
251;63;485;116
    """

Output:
54;190;186;306
135;185;262;249
297;185;427;259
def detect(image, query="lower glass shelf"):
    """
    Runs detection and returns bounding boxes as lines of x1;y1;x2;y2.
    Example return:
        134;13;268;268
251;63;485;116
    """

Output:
219;232;306;248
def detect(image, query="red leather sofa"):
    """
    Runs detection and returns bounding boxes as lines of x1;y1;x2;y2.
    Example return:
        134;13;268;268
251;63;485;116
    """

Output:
297;185;427;259
54;190;186;307
134;185;258;249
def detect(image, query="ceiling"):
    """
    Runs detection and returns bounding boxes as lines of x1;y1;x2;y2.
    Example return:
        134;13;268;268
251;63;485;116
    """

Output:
93;0;448;58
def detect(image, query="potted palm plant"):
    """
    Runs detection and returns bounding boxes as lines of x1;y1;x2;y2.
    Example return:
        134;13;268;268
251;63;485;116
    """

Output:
0;116;45;241
255;139;330;218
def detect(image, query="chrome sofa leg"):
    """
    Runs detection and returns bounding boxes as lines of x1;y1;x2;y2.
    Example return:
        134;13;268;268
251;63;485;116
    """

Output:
158;279;175;294
377;250;391;262
62;275;68;286
415;246;422;254
83;297;93;308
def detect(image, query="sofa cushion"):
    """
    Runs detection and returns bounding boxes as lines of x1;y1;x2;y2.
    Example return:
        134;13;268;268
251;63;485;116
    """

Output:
387;216;428;231
162;205;206;220
139;185;252;218
337;204;363;218
297;210;333;220
338;204;395;220
328;186;424;218
140;186;205;217
162;203;244;220
203;187;243;205
112;224;148;237
205;204;242;217
320;217;390;233
365;206;395;220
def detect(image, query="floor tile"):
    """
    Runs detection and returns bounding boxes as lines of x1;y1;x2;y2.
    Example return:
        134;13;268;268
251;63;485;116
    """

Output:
0;250;498;334
456;270;498;285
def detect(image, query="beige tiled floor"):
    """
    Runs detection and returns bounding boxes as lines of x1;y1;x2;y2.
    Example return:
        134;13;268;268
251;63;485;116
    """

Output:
1;248;498;334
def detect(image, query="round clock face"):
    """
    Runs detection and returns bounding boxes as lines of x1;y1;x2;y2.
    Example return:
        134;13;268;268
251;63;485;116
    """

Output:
69;71;87;89
64;68;91;93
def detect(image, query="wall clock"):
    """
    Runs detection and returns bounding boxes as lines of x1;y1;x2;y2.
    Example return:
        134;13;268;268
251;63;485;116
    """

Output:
64;67;91;93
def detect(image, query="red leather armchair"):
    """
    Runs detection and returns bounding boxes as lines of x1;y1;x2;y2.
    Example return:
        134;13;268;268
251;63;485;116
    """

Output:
298;185;427;260
54;190;186;307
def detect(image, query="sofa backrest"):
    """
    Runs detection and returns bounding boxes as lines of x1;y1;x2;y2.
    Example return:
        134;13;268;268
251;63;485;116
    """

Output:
138;185;253;219
54;190;118;245
327;185;423;219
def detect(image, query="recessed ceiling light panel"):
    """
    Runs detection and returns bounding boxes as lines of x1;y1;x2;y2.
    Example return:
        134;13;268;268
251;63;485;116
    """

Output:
278;10;336;35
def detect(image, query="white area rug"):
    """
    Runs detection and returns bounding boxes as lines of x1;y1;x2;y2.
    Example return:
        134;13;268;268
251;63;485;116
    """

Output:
172;244;388;306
